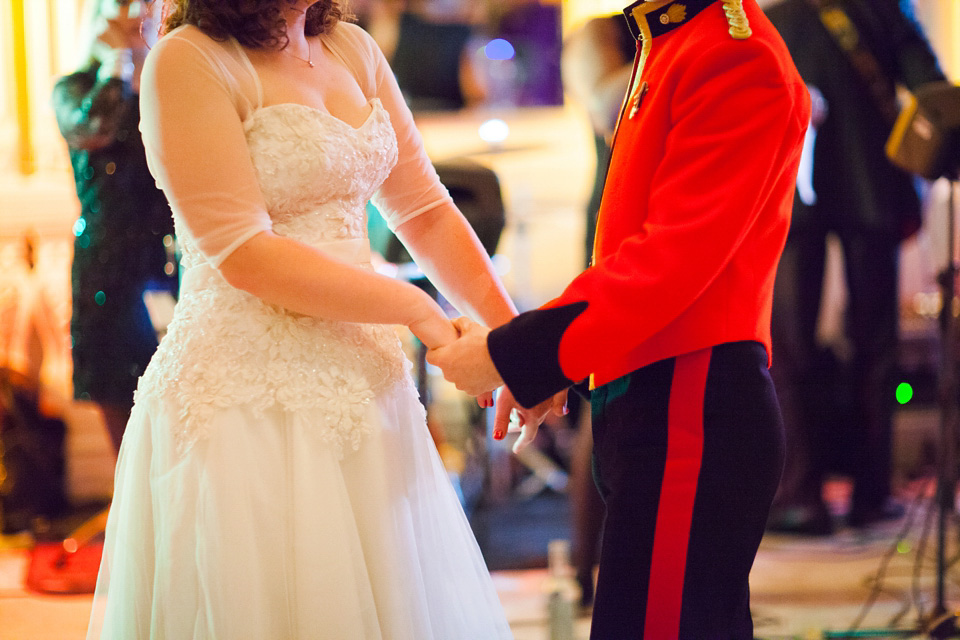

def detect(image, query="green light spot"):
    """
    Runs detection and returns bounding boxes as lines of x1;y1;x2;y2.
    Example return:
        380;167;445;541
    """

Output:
897;540;911;554
95;291;106;306
896;382;913;405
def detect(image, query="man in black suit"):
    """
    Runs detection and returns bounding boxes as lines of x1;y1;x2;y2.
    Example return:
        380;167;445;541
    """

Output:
763;0;945;534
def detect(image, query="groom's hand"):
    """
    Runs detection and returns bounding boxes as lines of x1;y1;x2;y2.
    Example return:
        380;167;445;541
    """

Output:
426;317;503;396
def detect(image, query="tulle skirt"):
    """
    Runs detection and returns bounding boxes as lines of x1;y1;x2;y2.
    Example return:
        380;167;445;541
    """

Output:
86;382;512;639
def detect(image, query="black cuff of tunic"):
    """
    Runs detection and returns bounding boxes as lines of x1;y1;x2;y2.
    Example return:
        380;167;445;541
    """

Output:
487;301;588;408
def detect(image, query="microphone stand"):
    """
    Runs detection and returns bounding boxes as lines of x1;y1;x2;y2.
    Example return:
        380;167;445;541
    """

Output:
927;176;960;638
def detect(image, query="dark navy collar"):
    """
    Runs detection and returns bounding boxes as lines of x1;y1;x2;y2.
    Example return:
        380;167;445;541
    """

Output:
622;0;717;41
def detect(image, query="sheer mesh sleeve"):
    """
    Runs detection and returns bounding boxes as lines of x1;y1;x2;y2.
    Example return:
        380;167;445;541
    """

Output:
139;30;272;267
335;24;454;231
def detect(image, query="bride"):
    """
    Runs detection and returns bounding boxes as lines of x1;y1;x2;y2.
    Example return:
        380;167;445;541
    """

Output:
86;0;545;637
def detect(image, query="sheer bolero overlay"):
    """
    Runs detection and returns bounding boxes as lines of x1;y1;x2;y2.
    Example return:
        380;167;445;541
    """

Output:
135;23;451;457
139;21;452;267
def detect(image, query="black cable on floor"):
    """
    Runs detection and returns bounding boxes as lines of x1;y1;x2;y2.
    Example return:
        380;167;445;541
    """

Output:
845;482;930;634
909;479;938;625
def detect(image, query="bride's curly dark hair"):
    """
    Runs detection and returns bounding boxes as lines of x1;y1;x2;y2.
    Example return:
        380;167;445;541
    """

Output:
161;1;349;49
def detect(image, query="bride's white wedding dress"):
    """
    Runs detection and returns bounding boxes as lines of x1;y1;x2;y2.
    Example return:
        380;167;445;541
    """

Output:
87;22;512;640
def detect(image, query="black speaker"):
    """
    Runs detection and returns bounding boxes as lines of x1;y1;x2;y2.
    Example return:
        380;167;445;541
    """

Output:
886;81;960;181
382;159;505;264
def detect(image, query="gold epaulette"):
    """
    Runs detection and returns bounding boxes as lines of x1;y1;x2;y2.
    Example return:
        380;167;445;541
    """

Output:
623;0;752;43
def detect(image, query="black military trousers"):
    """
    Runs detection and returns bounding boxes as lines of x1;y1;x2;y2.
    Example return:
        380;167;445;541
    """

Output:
589;341;785;639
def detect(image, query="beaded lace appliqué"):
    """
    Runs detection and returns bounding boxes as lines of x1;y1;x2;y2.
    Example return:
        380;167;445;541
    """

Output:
138;100;414;458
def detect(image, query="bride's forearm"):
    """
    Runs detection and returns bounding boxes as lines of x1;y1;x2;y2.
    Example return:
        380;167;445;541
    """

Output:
395;205;517;328
218;231;452;341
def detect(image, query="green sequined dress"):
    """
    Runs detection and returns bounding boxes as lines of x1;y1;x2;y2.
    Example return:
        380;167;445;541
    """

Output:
53;64;178;406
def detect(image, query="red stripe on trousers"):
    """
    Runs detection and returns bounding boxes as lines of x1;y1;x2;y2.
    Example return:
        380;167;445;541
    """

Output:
643;348;711;639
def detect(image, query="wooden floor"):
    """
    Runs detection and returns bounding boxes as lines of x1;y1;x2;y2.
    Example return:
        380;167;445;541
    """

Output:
4;469;960;639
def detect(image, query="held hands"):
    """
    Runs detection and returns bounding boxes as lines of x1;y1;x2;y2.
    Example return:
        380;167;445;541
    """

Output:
93;0;158;88
96;1;148;51
406;301;495;407
426;317;568;449
425;317;503;397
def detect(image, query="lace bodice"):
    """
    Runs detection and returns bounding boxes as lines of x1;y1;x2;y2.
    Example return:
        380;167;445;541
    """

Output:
138;101;416;457
176;101;394;268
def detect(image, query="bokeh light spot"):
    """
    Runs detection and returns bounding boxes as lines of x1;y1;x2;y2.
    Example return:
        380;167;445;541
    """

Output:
478;119;509;144
484;39;515;61
896;382;913;405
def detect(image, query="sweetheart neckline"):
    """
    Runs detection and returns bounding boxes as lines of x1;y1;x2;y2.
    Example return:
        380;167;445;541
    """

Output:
252;98;383;132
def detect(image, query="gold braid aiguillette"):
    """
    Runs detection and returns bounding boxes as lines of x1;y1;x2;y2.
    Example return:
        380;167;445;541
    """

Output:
721;0;752;39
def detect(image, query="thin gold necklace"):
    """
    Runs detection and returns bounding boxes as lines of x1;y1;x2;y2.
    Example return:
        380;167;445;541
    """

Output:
286;40;314;67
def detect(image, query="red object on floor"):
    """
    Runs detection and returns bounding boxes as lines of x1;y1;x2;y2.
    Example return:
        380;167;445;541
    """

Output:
25;539;103;594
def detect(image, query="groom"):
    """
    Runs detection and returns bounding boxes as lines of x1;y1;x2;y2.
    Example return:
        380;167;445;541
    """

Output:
427;0;811;637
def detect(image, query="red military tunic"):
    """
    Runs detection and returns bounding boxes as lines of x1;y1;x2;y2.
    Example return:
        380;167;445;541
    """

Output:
488;0;811;408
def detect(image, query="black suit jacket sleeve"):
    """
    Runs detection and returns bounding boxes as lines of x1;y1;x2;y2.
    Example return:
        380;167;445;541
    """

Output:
863;0;946;90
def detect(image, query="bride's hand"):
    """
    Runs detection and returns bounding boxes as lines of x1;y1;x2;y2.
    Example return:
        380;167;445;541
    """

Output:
493;387;568;452
407;296;458;350
424;316;502;396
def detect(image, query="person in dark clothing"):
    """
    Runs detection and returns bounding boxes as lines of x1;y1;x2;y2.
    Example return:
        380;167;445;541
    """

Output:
52;0;177;452
763;0;946;534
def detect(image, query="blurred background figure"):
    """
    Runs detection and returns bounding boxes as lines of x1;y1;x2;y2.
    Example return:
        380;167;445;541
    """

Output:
355;0;488;111
0;232;70;536
4;231;66;390
560;14;634;271
52;0;177;454
558;12;634;609
763;0;946;535
354;0;563;112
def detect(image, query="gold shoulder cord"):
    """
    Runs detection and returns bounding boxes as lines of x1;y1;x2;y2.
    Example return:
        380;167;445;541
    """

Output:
722;0;752;39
